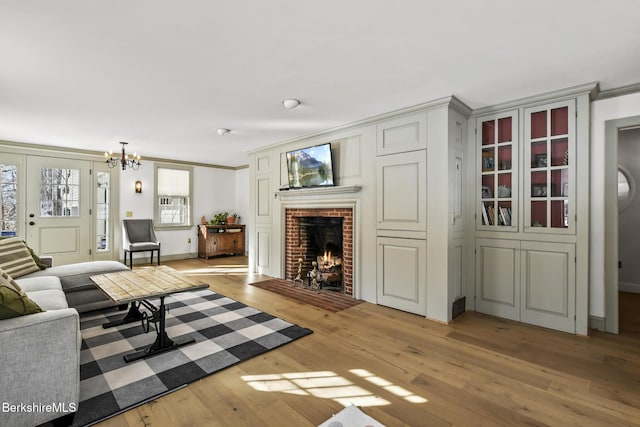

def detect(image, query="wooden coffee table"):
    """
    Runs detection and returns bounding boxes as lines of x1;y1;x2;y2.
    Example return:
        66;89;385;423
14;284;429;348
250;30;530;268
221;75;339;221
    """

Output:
90;265;209;362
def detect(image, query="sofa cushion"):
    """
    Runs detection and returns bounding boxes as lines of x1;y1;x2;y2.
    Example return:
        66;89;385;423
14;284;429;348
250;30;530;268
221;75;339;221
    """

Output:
22;260;129;293
27;289;68;311
0;268;43;319
0;237;41;278
15;276;63;293
0;236;48;270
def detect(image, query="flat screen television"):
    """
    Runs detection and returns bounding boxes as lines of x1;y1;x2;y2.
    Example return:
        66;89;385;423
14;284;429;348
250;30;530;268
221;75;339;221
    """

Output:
286;143;335;189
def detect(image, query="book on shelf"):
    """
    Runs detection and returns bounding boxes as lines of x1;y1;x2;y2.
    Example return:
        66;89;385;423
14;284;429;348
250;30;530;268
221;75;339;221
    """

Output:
499;207;512;226
499;207;508;226
481;203;489;225
488;205;496;225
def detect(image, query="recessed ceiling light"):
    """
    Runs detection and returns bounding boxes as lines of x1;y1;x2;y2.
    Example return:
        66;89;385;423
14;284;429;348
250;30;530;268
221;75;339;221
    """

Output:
217;128;231;136
282;99;300;109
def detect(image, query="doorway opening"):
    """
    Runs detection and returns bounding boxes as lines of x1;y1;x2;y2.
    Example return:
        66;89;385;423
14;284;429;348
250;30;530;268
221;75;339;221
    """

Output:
604;117;640;334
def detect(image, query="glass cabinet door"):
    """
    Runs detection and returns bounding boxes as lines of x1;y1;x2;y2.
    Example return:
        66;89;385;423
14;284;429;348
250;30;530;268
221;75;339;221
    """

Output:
524;100;575;233
478;111;518;230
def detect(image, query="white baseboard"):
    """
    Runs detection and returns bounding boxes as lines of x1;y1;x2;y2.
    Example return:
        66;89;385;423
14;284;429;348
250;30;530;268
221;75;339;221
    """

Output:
619;281;640;294
128;252;198;266
589;315;606;332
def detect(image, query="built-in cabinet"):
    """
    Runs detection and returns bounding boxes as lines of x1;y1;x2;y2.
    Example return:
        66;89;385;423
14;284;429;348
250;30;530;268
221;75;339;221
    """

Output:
248;84;593;334
476;238;576;333
376;236;427;315
376;148;427;232
523;100;575;234
375;101;469;321
198;224;245;258
376;112;428;316
473;88;591;334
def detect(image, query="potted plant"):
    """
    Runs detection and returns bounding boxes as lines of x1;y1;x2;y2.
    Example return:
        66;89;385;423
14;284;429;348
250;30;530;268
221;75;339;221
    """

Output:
210;211;228;225
226;213;238;224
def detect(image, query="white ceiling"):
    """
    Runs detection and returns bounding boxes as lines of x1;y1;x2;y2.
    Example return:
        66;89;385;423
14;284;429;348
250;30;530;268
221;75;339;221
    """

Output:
1;1;639;167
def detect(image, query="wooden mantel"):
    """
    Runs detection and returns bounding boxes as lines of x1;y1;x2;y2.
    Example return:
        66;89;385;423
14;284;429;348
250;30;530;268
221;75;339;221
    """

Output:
276;185;362;200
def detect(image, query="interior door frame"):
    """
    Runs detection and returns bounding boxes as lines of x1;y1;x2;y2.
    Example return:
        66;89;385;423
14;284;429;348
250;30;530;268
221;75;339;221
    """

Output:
604;114;640;334
91;161;121;262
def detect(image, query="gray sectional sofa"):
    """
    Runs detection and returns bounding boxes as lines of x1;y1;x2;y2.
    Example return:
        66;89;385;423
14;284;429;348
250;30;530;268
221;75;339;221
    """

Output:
0;257;129;427
22;259;130;313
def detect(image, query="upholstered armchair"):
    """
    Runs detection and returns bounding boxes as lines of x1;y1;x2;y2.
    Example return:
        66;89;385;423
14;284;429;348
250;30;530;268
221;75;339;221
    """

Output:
122;219;161;268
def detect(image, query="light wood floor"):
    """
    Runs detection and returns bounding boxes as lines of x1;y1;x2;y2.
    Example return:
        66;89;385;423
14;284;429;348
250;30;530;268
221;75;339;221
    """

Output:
97;257;640;427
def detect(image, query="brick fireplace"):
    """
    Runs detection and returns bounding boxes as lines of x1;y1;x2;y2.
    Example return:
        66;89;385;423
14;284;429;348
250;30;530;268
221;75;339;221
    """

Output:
284;207;353;295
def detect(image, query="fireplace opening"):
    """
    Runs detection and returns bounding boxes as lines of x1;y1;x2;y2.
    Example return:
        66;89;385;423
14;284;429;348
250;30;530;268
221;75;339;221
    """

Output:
285;207;353;296
299;217;343;291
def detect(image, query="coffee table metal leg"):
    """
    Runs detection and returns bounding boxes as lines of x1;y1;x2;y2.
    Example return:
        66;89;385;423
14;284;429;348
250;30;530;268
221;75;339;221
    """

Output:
102;302;144;329
123;296;196;363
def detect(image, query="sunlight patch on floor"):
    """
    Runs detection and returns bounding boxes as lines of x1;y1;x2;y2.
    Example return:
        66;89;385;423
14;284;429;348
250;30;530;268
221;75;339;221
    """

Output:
180;265;249;275
241;369;427;407
351;369;428;404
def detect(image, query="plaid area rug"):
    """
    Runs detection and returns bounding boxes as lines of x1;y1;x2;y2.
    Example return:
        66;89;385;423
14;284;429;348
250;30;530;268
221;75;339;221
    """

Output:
71;289;312;427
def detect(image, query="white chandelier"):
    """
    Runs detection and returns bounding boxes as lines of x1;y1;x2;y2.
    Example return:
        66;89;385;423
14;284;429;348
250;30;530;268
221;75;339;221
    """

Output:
104;142;141;170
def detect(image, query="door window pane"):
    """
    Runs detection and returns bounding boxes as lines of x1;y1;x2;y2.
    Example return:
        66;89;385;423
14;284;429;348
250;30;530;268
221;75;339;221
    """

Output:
482;120;495;145
1;164;18;236
550;107;568;136
530;110;547;139
96;172;110;251
497;117;512;143
40;168;80;217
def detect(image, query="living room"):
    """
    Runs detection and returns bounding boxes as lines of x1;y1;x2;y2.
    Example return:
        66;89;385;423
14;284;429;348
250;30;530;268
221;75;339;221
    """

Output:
2;1;640;426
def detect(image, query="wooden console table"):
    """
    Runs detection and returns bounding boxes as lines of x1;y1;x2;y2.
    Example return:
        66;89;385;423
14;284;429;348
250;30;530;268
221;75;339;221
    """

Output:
197;224;245;258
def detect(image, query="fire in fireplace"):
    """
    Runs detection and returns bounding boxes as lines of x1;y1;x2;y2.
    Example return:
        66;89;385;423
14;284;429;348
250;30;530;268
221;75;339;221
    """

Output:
316;243;342;289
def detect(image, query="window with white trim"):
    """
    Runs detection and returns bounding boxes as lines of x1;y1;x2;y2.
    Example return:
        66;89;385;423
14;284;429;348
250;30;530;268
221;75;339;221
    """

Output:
155;165;192;227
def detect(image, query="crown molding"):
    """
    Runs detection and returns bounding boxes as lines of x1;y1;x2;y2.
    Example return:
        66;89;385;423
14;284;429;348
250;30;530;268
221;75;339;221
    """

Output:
0;140;244;170
470;82;600;117
595;81;640;101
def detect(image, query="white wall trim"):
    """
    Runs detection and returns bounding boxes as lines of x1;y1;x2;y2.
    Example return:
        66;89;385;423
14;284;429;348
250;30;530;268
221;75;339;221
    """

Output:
589;315;606;332
619;281;640;294
471;82;599;117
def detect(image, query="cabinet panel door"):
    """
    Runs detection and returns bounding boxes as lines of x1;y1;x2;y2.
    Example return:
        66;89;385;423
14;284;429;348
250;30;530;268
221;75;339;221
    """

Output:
216;233;236;253
257;177;271;218
256;227;271;273
376;151;426;231
523;100;575;234
475;238;520;321
476;110;518;231
205;230;217;254
235;232;245;254
520;241;575;333
376;112;427;156
376;237;426;315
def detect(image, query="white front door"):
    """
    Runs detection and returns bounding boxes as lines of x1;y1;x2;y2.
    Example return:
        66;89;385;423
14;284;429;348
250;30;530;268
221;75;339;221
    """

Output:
26;156;92;265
